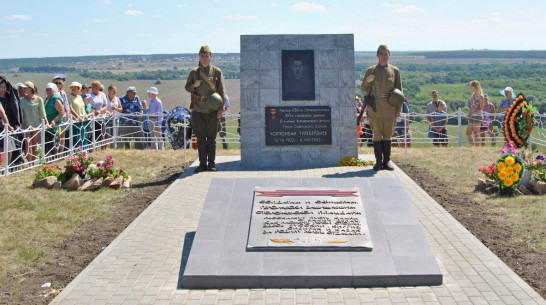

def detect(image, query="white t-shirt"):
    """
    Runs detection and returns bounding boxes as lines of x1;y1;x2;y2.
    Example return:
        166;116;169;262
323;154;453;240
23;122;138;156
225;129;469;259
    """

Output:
107;95;120;113
91;92;107;112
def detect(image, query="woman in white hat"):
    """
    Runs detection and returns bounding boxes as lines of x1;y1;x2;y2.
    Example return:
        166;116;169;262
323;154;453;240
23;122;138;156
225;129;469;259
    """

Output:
68;82;88;148
19;81;48;161
146;86;164;149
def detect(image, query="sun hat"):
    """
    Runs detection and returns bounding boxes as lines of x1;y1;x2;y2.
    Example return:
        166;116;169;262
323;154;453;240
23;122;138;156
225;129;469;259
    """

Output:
499;86;515;97
22;81;35;89
126;86;137;93
69;81;82;89
45;83;59;92
14;82;24;89
484;93;488;99
147;87;159;95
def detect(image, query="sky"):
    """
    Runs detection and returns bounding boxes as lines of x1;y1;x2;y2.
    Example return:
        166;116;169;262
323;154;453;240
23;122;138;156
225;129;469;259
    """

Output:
2;0;546;59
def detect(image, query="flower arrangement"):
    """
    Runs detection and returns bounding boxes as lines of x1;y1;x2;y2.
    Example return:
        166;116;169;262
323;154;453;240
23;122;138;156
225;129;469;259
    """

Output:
495;153;524;196
86;155;128;180
34;164;63;181
504;94;536;148
478;162;496;180
338;156;375;167
65;146;94;177
520;149;546;183
517;104;537;138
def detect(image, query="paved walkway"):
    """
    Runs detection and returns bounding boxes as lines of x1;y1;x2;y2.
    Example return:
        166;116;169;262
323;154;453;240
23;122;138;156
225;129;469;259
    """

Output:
51;156;545;305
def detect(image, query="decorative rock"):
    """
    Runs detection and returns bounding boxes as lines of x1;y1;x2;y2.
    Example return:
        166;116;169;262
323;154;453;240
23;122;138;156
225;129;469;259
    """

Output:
516;189;523;196
78;179;94;191
52;181;62;189
62;174;81;191
484;185;498;194
485;179;496;187
528;180;546;195
122;176;131;188
89;178;103;190
477;178;486;190
33;176;58;189
109;177;124;189
517;185;533;196
102;177;115;188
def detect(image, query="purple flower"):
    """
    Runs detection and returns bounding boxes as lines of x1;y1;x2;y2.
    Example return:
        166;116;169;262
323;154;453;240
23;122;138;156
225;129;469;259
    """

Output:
537;155;545;161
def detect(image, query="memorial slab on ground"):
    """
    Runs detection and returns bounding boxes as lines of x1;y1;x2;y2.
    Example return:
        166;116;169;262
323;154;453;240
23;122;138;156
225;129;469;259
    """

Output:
182;177;442;289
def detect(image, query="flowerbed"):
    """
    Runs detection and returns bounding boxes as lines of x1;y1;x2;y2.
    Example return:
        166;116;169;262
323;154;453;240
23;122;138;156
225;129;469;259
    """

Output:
33;147;130;191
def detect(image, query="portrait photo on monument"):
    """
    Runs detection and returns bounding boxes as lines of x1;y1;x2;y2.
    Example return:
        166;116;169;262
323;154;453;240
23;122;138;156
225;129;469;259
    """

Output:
282;50;315;101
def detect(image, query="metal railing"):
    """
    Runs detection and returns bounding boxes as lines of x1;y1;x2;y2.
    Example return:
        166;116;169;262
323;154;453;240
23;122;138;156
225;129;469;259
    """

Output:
1;109;545;176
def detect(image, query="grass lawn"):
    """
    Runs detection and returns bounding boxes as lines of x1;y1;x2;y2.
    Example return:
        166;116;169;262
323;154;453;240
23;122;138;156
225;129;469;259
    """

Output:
0;148;196;287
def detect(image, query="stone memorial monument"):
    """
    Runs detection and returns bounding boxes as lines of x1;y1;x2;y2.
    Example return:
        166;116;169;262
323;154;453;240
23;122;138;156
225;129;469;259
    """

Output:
240;34;357;168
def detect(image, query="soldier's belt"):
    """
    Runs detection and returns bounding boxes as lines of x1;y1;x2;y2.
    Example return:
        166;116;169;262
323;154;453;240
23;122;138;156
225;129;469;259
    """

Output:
192;94;208;101
376;93;390;98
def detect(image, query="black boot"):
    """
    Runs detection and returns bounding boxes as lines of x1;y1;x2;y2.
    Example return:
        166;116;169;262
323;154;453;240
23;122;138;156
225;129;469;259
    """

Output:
382;140;394;171
194;145;208;173
207;144;217;172
373;141;383;171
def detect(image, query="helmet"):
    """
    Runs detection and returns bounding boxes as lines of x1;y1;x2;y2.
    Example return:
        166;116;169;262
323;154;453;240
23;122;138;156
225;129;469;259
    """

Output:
388;88;405;108
205;93;224;111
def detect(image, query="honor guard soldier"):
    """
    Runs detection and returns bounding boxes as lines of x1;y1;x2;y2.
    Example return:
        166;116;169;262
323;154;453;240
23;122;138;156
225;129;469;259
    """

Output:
361;44;405;171
185;45;226;172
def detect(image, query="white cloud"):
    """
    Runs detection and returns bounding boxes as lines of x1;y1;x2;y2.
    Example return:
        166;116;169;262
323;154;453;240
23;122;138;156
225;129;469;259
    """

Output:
35;33;51;37
7;29;25;33
152;14;160;18
223;15;258;20
103;0;111;3
395;5;424;13
381;3;399;9
178;4;187;8
381;3;424;13
292;2;326;12
186;24;203;29
4;14;31;21
272;3;281;8
92;19;109;23
124;10;144;15
137;33;153;38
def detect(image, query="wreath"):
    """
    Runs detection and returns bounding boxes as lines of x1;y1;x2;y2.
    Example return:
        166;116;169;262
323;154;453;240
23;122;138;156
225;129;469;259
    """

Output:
503;94;536;148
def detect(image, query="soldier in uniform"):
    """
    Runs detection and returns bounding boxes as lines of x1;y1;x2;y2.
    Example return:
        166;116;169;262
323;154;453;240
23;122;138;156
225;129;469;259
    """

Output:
185;46;226;172
361;44;403;171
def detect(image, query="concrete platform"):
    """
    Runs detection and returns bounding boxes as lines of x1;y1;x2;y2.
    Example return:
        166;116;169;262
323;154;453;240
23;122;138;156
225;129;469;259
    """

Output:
51;156;546;305
183;178;442;289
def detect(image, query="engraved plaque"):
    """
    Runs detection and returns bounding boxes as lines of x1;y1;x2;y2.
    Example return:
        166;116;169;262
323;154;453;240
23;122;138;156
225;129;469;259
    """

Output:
282;50;315;100
265;106;332;146
247;187;373;251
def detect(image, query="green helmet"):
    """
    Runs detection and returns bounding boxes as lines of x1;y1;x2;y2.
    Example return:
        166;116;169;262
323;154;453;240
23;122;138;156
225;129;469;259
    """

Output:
388;88;405;108
206;93;223;111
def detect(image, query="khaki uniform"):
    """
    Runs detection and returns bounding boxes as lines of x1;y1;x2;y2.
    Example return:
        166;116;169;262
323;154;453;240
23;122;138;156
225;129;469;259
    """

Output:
184;64;226;113
361;63;402;141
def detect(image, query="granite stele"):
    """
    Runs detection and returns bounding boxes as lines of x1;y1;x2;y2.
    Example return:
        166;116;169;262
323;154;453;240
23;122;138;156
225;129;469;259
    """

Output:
182;178;443;288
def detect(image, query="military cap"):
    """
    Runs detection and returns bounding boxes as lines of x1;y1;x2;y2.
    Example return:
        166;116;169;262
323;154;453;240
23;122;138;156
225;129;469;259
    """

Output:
199;45;212;54
377;44;390;54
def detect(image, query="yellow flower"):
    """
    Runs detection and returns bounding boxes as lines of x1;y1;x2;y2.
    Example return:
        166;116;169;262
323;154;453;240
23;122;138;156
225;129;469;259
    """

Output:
514;164;522;172
511;173;519;181
504;178;513;186
505;156;515;165
364;161;369;166
337;163;342;167
505;167;514;175
498;171;507;180
497;162;506;171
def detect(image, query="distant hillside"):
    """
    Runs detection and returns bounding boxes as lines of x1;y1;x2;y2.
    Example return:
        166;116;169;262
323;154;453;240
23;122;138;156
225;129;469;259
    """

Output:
404;50;546;59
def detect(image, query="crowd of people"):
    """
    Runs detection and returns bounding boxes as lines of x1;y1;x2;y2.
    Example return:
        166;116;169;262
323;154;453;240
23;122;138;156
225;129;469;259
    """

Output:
356;81;520;148
0;75;165;166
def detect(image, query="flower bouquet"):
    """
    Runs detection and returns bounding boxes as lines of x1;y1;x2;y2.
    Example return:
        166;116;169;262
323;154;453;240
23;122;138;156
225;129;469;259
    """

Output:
478;163;496;180
64;146;94;178
338;156;375;167
495;153;524;196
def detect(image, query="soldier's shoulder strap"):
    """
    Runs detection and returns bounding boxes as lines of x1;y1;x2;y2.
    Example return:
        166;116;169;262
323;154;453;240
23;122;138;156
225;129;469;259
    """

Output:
199;70;218;94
